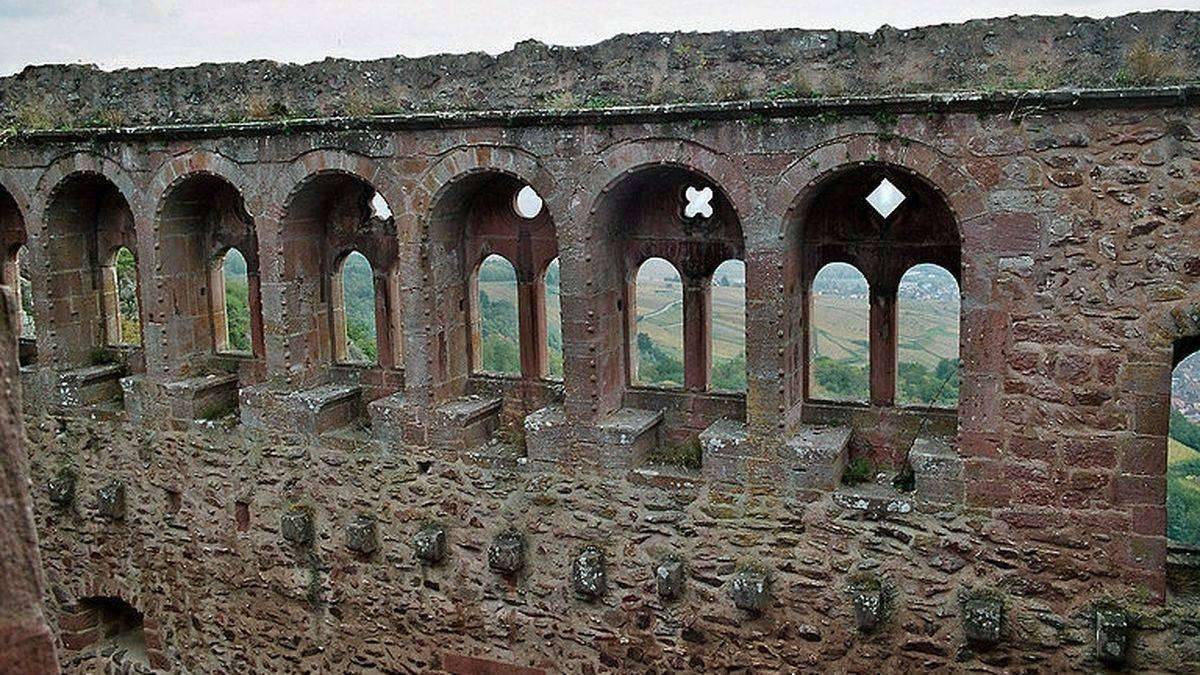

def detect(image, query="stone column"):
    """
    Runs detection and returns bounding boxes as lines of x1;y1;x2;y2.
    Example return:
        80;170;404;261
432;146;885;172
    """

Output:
516;275;547;379
0;285;60;674
682;275;712;391
868;290;897;407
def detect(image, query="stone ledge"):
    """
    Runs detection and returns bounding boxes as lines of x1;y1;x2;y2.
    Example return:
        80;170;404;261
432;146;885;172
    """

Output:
909;436;963;505
429;395;504;454
781;425;852;494
699;418;749;484
240;382;364;434
596;408;663;471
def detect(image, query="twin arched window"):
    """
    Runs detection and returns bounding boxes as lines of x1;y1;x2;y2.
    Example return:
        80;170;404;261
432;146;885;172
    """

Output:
809;262;959;407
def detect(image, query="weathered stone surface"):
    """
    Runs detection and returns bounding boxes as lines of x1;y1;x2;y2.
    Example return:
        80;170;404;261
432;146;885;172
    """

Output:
571;546;606;599
46;468;75;507
730;567;771;613
1;12;1197;127
414;524;447;564
848;576;884;632
655;558;685;601
1096;607;1131;666
962;591;1005;647
280;507;313;546
95;481;125;520
345;514;377;555
488;530;525;575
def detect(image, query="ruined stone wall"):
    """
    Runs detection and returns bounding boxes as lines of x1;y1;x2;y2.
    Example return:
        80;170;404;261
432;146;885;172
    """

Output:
22;416;1200;672
1;11;1198;127
1;92;1199;671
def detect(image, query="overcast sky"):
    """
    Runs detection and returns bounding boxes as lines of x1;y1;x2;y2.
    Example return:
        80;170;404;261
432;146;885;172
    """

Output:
1;0;1194;76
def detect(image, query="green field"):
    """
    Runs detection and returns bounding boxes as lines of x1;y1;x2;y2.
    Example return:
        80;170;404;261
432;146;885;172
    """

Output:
1169;412;1200;546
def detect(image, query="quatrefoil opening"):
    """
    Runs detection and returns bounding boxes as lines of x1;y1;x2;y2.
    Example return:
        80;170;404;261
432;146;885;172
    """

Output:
683;185;714;219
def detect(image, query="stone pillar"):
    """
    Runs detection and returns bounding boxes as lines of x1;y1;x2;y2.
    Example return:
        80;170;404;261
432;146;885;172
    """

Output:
869;290;897;407
0;285;60;674
517;276;548;379
682;275;712;391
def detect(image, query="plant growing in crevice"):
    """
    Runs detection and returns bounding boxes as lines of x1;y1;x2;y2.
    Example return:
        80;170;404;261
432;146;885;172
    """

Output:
841;457;875;486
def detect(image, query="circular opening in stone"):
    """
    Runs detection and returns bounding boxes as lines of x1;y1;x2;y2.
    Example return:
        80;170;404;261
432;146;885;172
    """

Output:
514;185;543;219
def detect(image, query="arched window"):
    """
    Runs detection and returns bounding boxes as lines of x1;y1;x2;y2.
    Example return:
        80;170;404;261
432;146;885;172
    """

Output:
332;251;377;364
896;264;960;407
106;246;141;346
1170;349;1200;547
475;254;520;375
213;248;251;354
634;257;684;388
15;245;33;338
809;262;868;403
544;257;563;379
710;259;745;392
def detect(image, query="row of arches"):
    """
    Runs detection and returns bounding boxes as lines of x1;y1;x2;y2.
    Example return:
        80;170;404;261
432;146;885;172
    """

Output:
0;147;966;415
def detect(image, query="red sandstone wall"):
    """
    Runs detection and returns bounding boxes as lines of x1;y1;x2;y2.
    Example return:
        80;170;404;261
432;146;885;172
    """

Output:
0;286;58;673
1;101;1198;670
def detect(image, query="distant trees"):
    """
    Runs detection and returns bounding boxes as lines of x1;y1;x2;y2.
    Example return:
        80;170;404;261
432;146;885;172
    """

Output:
636;333;683;387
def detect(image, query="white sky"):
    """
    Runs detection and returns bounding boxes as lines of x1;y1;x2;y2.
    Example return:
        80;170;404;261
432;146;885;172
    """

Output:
0;1;1194;76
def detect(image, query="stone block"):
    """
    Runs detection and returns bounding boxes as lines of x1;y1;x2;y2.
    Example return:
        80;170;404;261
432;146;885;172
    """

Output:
655;558;685;600
961;591;1004;646
572;546;606;599
47;468;75;507
241;383;364;434
781;425;852;492
488;530;525;575
430;395;503;454
699;418;748;484
280;507;314;546
848;576;884;632
730;567;771;613
910;436;964;504
524;405;571;467
96;481;125;520
595;408;663;471
345;514;377;555
1095;608;1131;666
414;523;447;564
368;392;423;446
54;363;125;409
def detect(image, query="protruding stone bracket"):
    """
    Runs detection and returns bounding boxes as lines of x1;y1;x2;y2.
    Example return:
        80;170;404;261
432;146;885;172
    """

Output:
96;481;126;520
345;514;377;555
51;363;125;410
1095;606;1132;667
414;523;447;564
960;589;1005;647
730;565;771;613
280;504;314;546
488;529;526;575
847;574;885;632
572;546;607;599
47;467;76;507
655;557;685;601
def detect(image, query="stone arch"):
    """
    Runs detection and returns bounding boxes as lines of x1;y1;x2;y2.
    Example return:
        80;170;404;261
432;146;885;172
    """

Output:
259;152;403;382
33;152;138;227
417;144;556;236
417;145;560;397
274;149;399;222
152;161;264;372
577;137;753;230
768;134;982;244
148;150;261;223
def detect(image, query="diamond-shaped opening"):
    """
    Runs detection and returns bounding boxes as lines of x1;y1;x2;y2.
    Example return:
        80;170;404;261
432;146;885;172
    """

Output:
866;178;906;219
